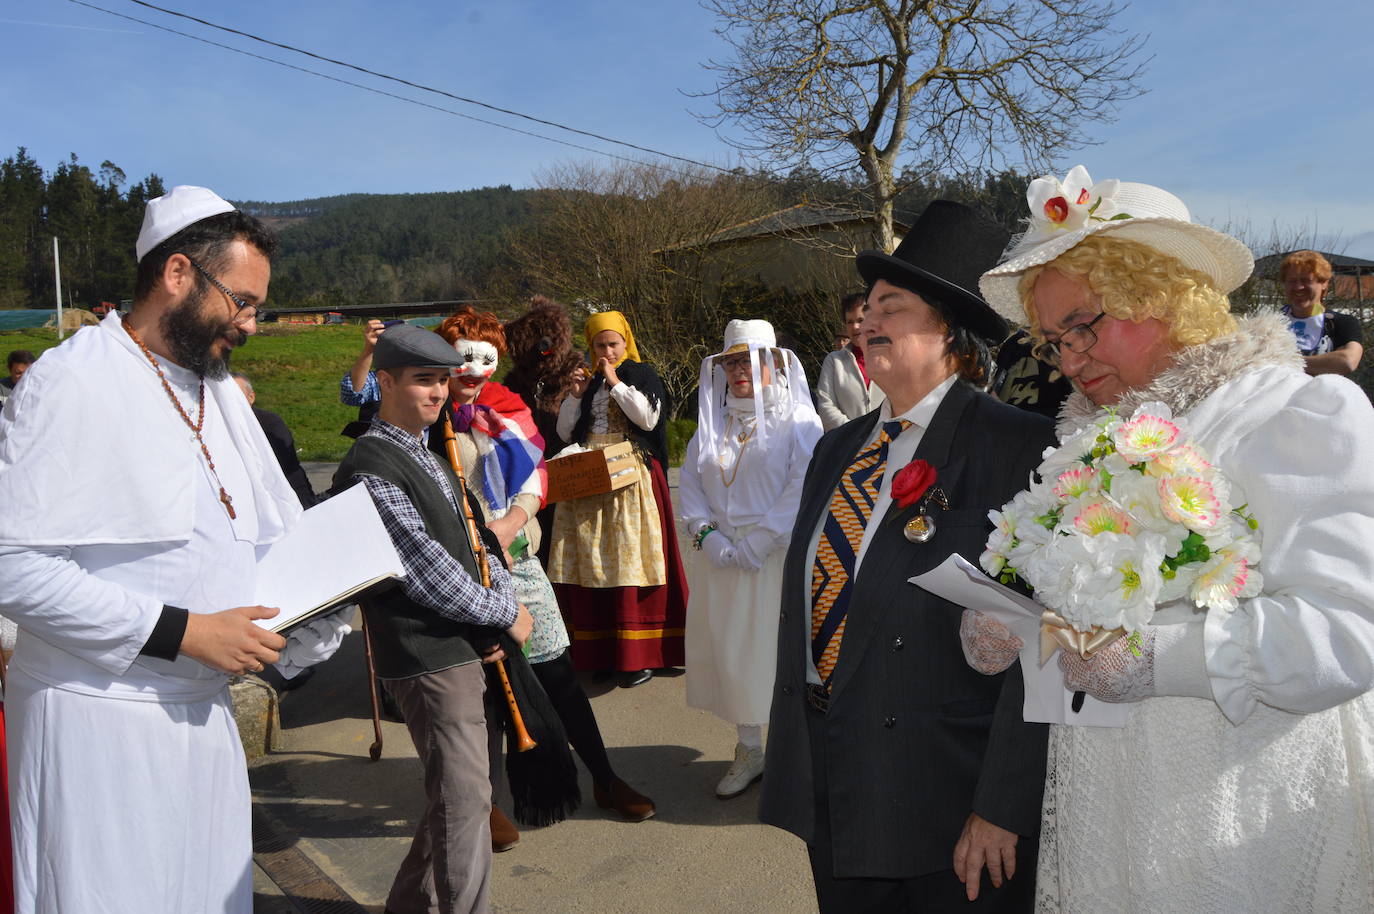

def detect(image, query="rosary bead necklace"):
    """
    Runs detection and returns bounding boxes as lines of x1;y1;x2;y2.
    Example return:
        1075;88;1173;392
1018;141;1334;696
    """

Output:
123;318;237;520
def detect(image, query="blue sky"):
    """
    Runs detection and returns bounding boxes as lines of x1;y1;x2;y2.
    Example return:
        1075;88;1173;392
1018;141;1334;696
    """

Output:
4;0;1372;257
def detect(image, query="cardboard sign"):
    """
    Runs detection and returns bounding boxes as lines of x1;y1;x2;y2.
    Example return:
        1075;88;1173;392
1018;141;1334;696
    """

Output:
546;441;640;504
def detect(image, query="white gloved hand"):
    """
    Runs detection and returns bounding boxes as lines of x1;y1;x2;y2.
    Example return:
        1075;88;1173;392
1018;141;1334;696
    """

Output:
700;531;737;569
275;610;353;680
1059;628;1156;703
732;529;777;572
959;609;1023;675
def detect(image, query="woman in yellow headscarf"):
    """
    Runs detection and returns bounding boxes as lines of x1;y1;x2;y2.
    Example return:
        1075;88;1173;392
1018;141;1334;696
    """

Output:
548;310;688;696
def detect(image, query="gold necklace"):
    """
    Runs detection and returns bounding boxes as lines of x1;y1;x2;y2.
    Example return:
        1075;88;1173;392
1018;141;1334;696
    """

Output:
717;415;756;488
123;318;237;520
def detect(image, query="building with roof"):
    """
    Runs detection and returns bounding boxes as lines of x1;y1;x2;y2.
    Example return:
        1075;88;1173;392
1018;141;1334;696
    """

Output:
656;204;910;297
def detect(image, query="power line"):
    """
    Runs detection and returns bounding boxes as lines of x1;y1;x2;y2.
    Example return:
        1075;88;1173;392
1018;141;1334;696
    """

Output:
124;0;734;175
66;0;682;171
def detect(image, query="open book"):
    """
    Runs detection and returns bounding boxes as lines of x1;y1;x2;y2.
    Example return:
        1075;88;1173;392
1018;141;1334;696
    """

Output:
253;484;405;634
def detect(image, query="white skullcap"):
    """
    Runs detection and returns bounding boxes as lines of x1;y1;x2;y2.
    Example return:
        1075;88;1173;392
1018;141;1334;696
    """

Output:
135;185;236;262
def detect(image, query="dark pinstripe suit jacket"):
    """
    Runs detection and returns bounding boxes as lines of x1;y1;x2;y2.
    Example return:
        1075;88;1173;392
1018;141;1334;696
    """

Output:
760;380;1056;879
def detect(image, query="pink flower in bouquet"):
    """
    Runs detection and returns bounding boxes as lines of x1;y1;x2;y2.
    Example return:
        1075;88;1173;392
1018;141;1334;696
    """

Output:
1147;443;1212;479
891;459;936;508
1113;414;1182;463
1158;476;1223;529
1191;540;1262;612
1073;501;1136;536
1053;466;1098;499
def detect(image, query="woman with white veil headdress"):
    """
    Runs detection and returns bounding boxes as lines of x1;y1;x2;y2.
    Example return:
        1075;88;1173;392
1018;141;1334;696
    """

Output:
681;320;823;798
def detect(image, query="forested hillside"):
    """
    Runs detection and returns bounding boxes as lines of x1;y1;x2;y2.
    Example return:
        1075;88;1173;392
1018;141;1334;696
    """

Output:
1;146;1031;316
0;147;547;311
243;185;542;306
0;149;165;309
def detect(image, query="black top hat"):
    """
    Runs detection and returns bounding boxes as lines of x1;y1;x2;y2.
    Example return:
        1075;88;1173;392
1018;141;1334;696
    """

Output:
855;200;1011;342
373;323;464;371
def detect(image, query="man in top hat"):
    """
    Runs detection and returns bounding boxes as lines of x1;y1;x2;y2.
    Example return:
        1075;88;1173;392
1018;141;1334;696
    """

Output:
333;323;533;914
0;185;350;913
760;201;1057;912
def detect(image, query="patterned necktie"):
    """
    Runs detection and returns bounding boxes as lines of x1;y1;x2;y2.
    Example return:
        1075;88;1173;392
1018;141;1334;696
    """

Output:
810;419;910;685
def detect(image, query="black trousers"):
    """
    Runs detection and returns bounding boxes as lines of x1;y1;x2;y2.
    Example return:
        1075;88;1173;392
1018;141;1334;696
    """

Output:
805;704;1037;914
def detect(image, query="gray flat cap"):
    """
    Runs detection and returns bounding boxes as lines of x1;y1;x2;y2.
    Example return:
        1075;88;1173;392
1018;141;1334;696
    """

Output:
373;323;464;371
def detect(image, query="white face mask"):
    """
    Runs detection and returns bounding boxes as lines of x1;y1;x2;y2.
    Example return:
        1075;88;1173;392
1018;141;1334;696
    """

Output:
452;339;499;380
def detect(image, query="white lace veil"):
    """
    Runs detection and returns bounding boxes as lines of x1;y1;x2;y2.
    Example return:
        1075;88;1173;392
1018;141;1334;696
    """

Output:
694;319;816;472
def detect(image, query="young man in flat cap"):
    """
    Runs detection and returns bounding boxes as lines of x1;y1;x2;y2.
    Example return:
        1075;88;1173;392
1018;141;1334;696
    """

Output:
761;201;1055;912
334;323;533;914
0;185;349;913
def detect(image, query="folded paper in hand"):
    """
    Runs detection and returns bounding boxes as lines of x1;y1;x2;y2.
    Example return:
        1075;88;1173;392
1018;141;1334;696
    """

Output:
909;554;1128;727
253;484;405;634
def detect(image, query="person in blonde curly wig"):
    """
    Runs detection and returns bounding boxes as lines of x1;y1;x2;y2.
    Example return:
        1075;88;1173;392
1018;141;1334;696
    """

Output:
1018;235;1237;351
969;168;1374;913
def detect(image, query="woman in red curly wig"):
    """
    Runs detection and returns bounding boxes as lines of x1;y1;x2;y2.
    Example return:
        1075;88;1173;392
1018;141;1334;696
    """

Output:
432;308;656;831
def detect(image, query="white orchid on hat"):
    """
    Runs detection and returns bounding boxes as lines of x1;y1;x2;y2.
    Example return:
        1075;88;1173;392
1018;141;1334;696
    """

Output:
978;166;1256;323
1022;165;1130;247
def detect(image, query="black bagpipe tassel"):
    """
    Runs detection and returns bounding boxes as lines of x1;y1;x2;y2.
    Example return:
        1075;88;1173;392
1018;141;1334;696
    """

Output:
483;631;582;827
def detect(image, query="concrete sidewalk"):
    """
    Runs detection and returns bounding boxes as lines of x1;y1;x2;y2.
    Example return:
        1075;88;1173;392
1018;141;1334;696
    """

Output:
248;465;816;913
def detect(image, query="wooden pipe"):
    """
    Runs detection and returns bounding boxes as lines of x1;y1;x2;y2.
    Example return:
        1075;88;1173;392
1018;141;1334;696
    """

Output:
495;648;538;752
442;409;538;752
360;613;384;761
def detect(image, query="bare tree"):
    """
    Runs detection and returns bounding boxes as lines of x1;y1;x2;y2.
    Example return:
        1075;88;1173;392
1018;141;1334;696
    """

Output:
697;0;1147;251
512;162;781;412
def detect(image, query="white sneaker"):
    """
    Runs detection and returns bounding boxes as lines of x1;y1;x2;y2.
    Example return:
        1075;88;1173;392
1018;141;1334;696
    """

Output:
715;742;765;798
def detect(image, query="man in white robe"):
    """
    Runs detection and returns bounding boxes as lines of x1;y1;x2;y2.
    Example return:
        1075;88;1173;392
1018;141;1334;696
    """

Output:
0;186;346;914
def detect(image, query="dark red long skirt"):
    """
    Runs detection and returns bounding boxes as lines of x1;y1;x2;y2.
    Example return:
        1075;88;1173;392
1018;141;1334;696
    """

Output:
555;457;689;672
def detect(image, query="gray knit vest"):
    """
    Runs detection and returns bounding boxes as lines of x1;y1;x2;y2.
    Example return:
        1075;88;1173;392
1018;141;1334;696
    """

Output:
335;434;482;678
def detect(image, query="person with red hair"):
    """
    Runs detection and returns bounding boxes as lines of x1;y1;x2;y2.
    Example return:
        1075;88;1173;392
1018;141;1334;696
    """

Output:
1279;249;1363;376
431;308;655;835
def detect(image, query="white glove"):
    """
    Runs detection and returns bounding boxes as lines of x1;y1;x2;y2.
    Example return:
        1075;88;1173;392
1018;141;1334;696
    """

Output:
700;531;737;569
732;529;777;572
959;609;1023;675
1059;628;1156;703
275;610;353;680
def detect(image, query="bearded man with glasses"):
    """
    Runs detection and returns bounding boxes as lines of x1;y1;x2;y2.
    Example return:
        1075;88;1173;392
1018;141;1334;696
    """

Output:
0;185;349;913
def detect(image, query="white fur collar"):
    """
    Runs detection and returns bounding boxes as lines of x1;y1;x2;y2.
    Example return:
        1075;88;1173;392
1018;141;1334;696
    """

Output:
1058;312;1302;436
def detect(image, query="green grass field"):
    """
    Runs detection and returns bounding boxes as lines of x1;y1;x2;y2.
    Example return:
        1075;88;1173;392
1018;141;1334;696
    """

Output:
1;323;700;464
1;323;364;461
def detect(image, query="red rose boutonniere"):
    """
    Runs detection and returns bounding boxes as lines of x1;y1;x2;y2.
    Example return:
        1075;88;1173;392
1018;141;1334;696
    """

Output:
891;459;937;508
891;459;949;543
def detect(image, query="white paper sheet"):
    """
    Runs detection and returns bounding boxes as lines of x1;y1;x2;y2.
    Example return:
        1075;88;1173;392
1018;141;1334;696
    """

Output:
253;485;406;633
909;554;1129;727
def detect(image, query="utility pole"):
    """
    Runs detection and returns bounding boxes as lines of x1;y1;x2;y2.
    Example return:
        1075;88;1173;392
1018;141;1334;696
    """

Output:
53;237;65;341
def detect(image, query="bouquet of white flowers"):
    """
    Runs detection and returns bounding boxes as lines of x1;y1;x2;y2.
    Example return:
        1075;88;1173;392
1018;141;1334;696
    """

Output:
981;401;1262;660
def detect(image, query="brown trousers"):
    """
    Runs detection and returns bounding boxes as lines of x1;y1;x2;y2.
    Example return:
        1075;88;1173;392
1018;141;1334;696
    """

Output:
384;662;492;914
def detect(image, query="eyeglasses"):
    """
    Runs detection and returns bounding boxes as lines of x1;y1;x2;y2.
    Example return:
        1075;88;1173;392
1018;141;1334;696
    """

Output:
1031;312;1108;366
183;255;259;320
719;355;753;373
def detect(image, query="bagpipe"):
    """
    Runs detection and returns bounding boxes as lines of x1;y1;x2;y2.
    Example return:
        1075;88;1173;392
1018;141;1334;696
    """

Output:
357;409;579;826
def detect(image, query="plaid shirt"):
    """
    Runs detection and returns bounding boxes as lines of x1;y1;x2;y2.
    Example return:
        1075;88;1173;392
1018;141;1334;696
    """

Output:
356;420;517;629
339;369;380;407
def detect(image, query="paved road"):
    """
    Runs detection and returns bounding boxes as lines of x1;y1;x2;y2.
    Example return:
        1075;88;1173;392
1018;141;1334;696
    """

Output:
249;465;817;913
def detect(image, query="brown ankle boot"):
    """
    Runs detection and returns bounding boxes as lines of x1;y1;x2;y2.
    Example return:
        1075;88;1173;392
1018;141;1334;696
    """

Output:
593;777;656;822
490;805;520;852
